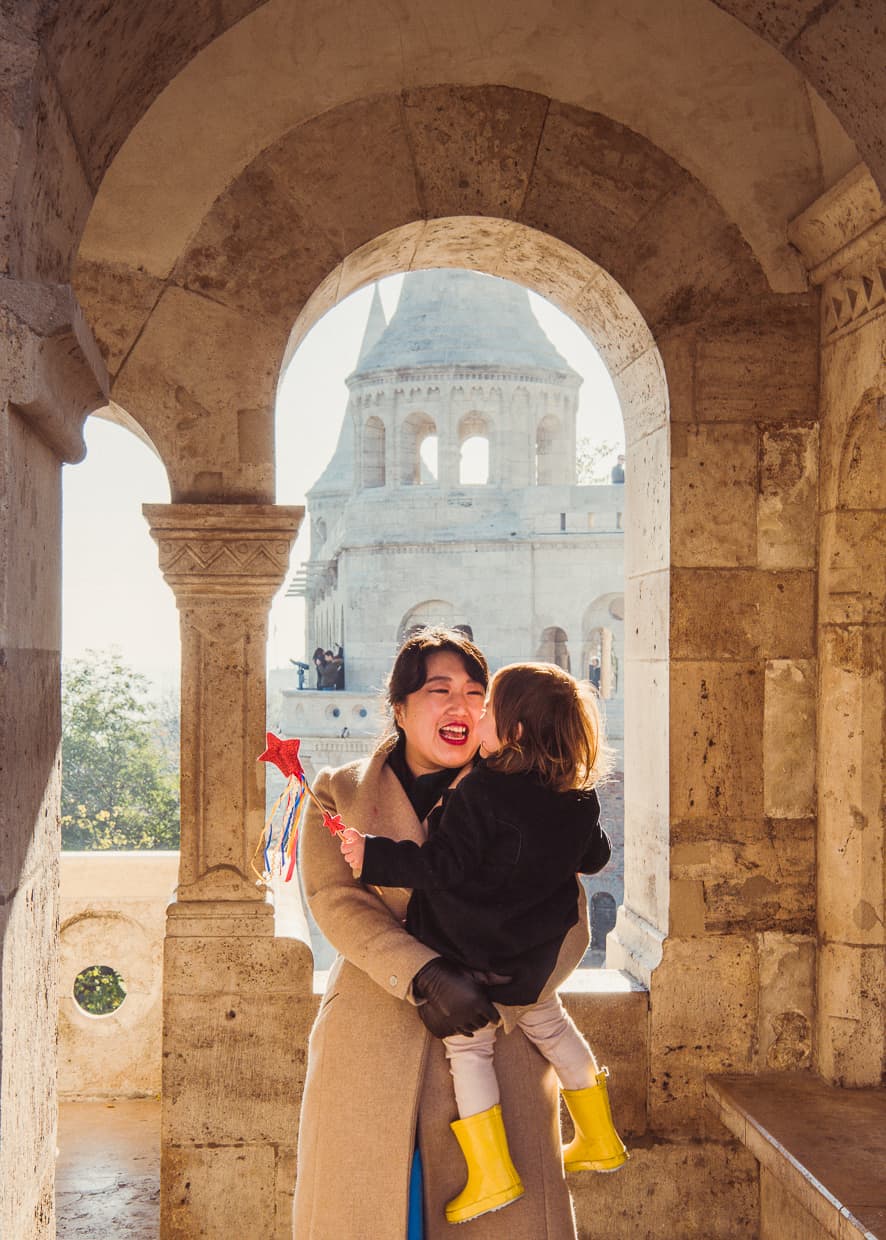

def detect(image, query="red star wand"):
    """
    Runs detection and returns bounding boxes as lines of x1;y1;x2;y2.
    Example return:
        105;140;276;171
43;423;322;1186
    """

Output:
253;733;345;883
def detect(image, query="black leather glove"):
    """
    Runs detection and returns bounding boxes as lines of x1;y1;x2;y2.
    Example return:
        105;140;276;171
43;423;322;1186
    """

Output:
412;958;498;1038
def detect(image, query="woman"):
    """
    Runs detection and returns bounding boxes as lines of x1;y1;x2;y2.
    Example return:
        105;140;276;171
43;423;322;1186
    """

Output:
292;628;589;1238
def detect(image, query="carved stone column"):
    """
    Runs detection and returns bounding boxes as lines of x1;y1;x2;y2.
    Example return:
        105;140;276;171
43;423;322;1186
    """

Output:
789;166;886;1086
145;503;303;904
145;504;317;1240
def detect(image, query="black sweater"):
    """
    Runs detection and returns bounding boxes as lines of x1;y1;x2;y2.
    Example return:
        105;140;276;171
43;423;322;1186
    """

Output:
360;762;611;1005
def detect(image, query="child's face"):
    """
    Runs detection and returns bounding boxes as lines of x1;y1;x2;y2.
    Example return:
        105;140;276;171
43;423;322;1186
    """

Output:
476;690;502;757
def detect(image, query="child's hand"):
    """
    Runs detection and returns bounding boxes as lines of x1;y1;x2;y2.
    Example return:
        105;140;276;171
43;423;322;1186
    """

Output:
340;827;366;873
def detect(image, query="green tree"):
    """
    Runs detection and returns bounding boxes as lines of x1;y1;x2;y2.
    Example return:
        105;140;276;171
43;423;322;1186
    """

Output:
576;437;620;484
61;650;180;849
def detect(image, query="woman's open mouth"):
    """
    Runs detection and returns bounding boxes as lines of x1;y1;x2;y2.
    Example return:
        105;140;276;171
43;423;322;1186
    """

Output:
438;723;469;746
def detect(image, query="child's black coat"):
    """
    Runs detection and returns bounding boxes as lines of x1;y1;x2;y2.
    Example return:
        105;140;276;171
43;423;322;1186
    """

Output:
360;762;611;1005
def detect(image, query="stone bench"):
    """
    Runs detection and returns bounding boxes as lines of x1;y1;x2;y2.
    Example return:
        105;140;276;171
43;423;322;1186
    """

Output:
706;1073;886;1240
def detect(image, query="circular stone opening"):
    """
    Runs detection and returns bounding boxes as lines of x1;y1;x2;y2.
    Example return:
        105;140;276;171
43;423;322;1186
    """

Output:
73;964;127;1017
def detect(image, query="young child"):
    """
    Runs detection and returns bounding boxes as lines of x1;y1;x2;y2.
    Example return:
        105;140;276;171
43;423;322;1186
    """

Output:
340;661;628;1225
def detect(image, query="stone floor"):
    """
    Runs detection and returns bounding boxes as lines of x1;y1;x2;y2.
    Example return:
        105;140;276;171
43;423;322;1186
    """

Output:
57;1100;160;1239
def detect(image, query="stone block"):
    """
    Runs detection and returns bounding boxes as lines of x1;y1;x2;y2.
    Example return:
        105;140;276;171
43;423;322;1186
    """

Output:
671;818;815;934
561;985;649;1136
620;180;766;335
671;570;815;661
820;510;886;626
174;164;342;328
763;660;816;818
649;936;758;1136
338;222;427;300
670;661;764;821
72;258;164;377
274;1146;299;1240
817;944;886;1087
613;347;669;448
623;660;669;933
521;102;683;279
756;932;814;1072
694;312;818;423
571;1136;758;1239
164;935;313;996
818;628;885;947
623;423;669;578
624;568;668;663
163;990;310;1146
671;423;757;567
573;271;656;376
758;424;818;569
7;56;92;283
403;84;548;219
760;1165;830;1240
162;1143;275;1240
113;286;281;501
657;327;696;425
265;93;421;258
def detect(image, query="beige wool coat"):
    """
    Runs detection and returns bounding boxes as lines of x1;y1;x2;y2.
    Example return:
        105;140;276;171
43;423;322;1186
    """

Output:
292;739;590;1240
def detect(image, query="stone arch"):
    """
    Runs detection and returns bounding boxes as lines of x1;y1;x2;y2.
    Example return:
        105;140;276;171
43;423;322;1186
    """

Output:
71;85;825;987
400;412;437;486
397;600;461;644
458;412;492;485
583;594;625;700
361;415;386;489
537;625;571;671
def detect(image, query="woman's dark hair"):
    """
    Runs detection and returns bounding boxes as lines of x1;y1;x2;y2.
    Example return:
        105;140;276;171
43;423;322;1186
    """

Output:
386;627;489;726
484;661;609;791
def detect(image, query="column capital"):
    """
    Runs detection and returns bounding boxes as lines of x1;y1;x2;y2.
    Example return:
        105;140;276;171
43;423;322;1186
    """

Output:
143;503;304;599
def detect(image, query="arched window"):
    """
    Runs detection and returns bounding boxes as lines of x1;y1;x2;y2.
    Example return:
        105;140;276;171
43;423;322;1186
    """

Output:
536;625;571;671
397;600;465;644
401;412;437;485
458;413;491;484
362;416;385;488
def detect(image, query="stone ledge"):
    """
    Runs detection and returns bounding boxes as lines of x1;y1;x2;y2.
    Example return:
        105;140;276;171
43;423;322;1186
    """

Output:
706;1073;886;1240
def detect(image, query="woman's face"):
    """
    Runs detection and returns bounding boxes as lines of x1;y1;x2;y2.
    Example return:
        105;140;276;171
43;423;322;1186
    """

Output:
394;650;486;776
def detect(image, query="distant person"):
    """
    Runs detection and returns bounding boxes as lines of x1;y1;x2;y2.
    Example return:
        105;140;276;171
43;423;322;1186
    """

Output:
311;647;326;690
319;650;340;690
611;454;625;484
334;644;345;691
588;656;602;690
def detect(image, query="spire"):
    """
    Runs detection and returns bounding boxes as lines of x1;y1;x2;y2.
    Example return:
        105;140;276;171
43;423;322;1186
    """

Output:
354;284;387;369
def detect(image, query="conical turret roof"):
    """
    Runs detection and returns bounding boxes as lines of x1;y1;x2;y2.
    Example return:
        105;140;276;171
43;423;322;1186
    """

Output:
348;269;578;381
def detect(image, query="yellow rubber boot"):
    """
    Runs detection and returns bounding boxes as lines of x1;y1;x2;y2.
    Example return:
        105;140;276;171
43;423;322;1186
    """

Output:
562;1068;629;1172
445;1104;525;1224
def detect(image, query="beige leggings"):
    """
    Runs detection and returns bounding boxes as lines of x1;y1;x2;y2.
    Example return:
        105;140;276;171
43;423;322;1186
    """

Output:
443;993;599;1118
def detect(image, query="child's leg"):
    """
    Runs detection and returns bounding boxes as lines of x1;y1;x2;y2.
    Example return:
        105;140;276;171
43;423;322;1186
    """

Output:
517;995;599;1090
443;1024;500;1118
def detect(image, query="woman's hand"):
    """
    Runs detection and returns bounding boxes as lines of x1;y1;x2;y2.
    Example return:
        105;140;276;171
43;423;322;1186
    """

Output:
340;827;366;874
412;958;499;1038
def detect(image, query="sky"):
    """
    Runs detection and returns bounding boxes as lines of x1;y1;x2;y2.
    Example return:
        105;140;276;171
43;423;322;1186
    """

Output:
62;273;624;687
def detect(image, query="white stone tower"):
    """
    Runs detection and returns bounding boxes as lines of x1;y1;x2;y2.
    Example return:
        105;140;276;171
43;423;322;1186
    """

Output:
301;269;625;697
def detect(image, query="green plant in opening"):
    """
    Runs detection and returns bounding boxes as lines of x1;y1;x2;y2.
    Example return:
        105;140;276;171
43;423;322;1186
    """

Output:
72;964;127;1016
62;649;180;849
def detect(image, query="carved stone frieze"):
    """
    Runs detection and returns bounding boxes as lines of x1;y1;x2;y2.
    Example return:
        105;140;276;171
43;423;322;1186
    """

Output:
822;262;886;342
144;503;303;597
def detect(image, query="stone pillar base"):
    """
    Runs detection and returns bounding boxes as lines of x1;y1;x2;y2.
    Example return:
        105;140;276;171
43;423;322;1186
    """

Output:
161;901;316;1240
606;904;664;987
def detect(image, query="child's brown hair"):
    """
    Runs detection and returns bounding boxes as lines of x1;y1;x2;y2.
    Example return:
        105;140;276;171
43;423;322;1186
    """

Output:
483;662;609;792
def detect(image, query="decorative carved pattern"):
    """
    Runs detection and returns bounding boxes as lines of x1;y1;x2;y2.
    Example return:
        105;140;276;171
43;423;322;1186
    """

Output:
822;262;886;342
156;538;292;578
